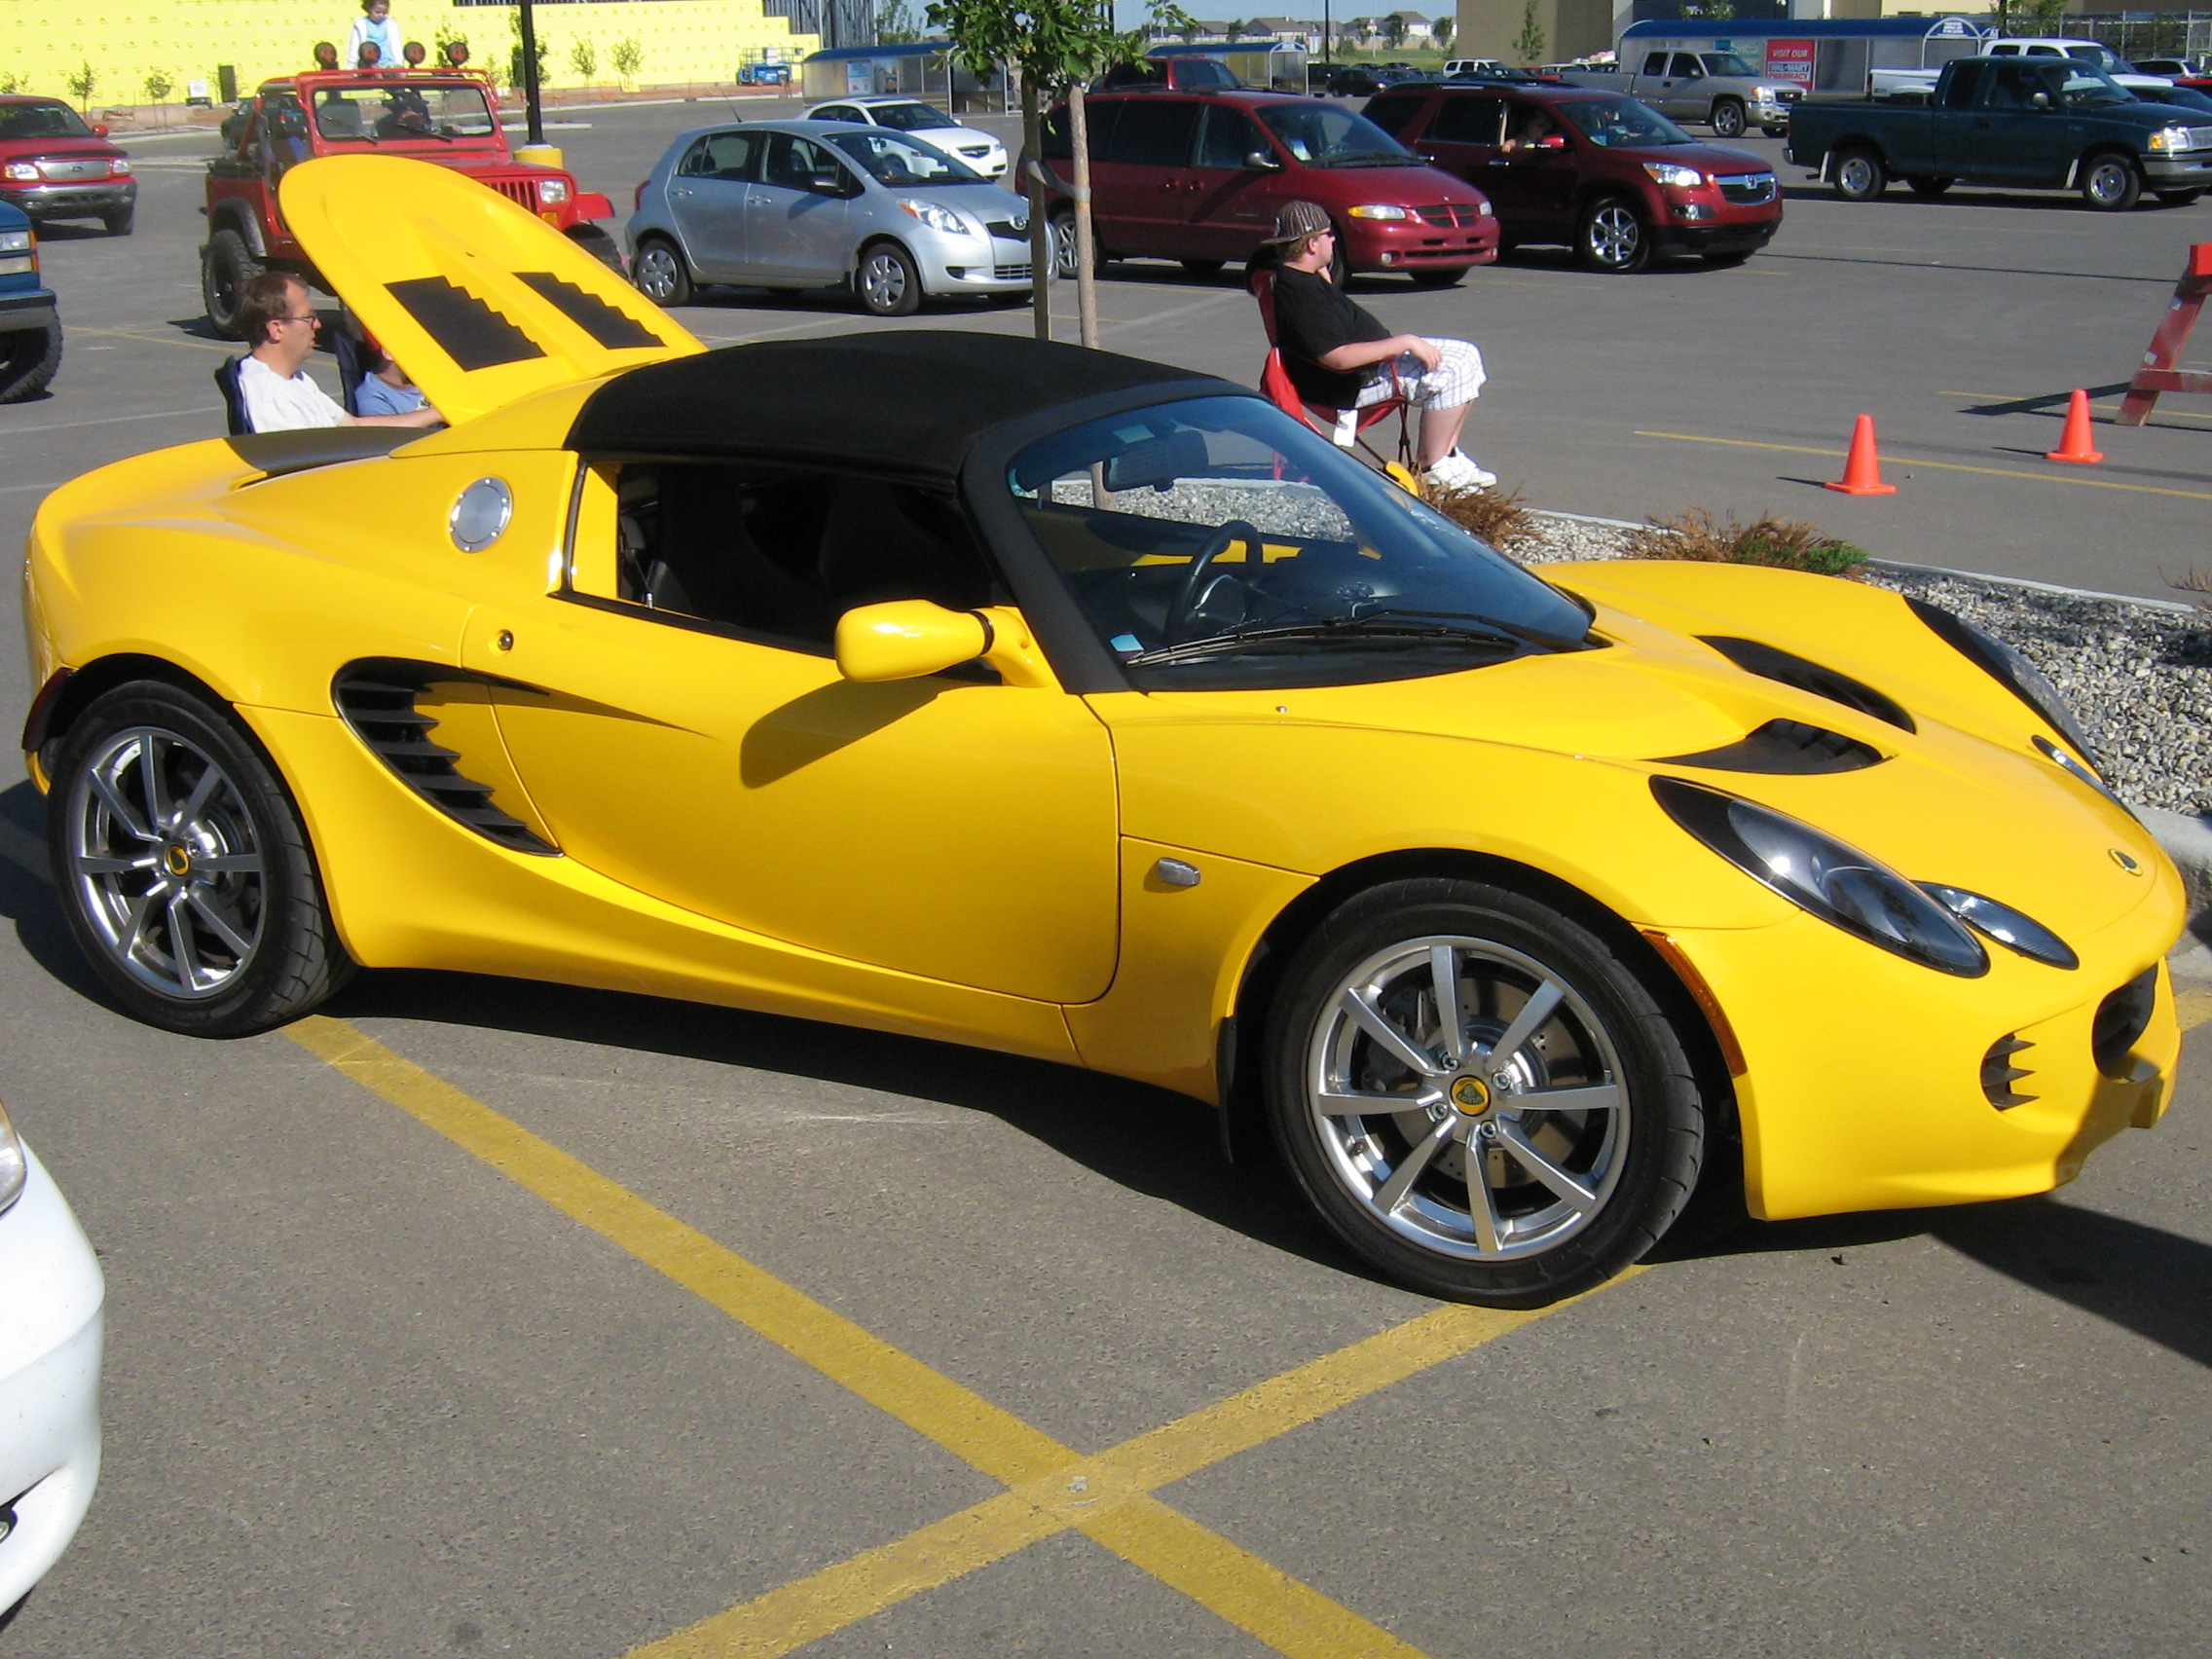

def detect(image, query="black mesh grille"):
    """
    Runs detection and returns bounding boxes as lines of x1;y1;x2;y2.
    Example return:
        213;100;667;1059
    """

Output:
332;662;558;856
2091;968;2159;1080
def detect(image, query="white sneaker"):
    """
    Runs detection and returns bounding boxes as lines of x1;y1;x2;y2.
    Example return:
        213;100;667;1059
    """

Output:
1423;452;1496;492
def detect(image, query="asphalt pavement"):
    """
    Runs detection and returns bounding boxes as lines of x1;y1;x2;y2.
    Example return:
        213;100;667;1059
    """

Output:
0;95;2204;1658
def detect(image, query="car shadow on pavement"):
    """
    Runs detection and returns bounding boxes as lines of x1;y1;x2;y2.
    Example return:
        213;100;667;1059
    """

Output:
1667;1193;2212;1372
326;965;1373;1282
0;784;109;1009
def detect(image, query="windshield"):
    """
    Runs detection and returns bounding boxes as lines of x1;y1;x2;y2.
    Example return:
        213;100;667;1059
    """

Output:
2149;85;2212;111
2053;67;2136;107
825;128;983;184
866;100;959;131
1256;102;1415;166
1700;54;1757;76
1562;95;1692;146
1006;396;1591;689
306;82;497;143
2063;44;2125;69
0;101;93;140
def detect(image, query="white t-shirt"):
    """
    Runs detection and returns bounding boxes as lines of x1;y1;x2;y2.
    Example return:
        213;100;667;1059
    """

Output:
239;356;345;432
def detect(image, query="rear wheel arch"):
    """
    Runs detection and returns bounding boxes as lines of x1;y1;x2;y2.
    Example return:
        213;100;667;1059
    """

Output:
1219;848;1740;1169
206;202;267;258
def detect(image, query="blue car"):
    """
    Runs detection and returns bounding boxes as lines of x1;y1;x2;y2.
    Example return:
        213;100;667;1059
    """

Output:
0;199;60;402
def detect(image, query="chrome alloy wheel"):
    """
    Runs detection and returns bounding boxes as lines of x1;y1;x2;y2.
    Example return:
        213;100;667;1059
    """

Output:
859;247;911;313
1836;155;1877;197
1585;203;1641;269
66;726;266;1000
634;242;685;304
1306;936;1629;1262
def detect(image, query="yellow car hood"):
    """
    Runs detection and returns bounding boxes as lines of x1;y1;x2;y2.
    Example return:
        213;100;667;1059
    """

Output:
277;154;701;425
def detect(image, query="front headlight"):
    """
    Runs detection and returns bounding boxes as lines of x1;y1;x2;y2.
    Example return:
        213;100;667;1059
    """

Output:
536;176;571;203
2148;124;2195;152
1643;162;1706;188
1346;203;1412;219
1653;777;1989;977
1921;885;2079;971
0;230;31;253
0;1099;25;1217
899;198;973;236
4;162;39;182
108;157;132;176
1905;598;2100;767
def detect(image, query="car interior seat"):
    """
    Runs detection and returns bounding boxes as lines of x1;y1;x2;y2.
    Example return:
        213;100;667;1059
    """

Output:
814;477;997;613
1247;267;1412;469
315;99;367;140
214;357;252;436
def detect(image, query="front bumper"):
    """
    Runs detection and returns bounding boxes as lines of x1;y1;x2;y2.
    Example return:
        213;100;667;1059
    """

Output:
1341;213;1499;274
1667;889;2183;1222
2144;154;2212;186
1651;214;1782;257
911;231;1036;295
0;290;58;334
0;1146;105;1611
0;179;133;220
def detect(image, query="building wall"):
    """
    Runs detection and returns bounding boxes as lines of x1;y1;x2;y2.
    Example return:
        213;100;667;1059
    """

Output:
0;0;814;105
1454;0;1612;64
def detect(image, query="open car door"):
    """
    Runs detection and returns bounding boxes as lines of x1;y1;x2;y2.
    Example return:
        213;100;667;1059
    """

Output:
278;153;703;425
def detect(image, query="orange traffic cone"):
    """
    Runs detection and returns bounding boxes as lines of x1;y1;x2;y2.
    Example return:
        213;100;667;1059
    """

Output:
1825;415;1898;496
2045;388;2104;463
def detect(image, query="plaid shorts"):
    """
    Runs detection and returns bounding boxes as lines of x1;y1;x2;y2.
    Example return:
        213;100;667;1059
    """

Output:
1355;338;1487;411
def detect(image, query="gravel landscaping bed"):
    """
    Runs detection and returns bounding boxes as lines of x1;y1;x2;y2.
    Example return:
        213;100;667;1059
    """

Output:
1520;511;2212;817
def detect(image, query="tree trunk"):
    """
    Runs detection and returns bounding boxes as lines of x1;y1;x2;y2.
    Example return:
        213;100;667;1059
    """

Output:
1068;83;1099;350
1023;78;1051;343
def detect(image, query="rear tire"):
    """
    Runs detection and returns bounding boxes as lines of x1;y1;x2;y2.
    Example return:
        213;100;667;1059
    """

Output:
0;318;61;403
1180;257;1226;276
201;228;263;340
1575;196;1649;274
48;680;352;1038
632;237;693;307
1903;174;1953;198
1050;206;1113;280
1710;98;1747;138
1262;876;1707;1307
1832;148;1887;203
2080;153;2141;211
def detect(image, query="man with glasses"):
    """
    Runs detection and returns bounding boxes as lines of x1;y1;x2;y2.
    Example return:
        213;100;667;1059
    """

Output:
233;272;441;432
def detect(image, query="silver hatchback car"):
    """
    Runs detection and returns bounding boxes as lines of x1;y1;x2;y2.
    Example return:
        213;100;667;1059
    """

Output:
628;121;1037;316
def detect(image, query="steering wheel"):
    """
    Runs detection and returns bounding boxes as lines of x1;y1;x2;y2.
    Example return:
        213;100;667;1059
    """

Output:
1163;519;1260;645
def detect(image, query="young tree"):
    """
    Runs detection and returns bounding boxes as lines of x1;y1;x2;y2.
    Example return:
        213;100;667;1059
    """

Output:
1224;18;1247;42
928;0;1191;348
875;0;923;43
1512;0;1546;65
1382;14;1407;51
1432;16;1455;53
510;9;553;92
66;60;97;111
569;36;598;83
610;37;644;90
143;68;173;104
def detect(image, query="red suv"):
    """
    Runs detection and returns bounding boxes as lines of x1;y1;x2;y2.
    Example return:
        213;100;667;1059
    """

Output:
0;98;135;236
1035;90;1496;285
1362;83;1780;274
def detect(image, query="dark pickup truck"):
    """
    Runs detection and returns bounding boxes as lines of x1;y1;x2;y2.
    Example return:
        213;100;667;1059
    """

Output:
1786;55;2212;210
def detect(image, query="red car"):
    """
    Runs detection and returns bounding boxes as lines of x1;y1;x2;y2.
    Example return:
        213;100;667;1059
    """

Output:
0;97;135;236
1036;89;1497;285
1363;82;1781;274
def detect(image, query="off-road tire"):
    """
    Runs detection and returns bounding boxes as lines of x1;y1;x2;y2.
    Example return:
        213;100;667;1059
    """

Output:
0;318;62;403
202;227;263;341
47;680;352;1037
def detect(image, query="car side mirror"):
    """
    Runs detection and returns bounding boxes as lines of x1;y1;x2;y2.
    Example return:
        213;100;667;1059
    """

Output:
810;168;845;193
835;600;992;682
92;123;109;137
1536;133;1567;150
2029;91;2053;109
1243;148;1283;171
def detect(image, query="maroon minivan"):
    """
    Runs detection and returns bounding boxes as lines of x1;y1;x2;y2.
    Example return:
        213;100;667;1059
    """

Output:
0;97;134;236
1363;83;1780;274
1035;90;1496;285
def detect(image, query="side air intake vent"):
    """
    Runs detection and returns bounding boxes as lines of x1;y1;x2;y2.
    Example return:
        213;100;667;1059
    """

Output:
1980;1035;2035;1109
1699;637;1916;734
2091;968;2159;1080
1660;719;1884;776
332;663;558;856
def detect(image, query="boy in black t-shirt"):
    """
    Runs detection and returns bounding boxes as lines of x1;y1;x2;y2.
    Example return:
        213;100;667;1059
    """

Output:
1255;199;1494;492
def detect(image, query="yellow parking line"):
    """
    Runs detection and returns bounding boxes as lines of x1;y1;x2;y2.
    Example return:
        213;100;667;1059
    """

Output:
2178;987;2212;1033
289;1015;1594;1658
69;325;240;356
1633;430;2212;502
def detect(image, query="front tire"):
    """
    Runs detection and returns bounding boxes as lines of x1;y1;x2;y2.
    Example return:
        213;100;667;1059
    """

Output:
1904;174;1953;198
855;240;923;316
100;205;133;236
632;237;693;307
1263;877;1706;1306
1180;256;1226;276
1407;265;1466;287
2157;188;2205;206
1832;147;1887;203
1710;98;1747;138
568;224;626;275
201;228;263;340
0;318;61;403
48;681;351;1037
1575;196;1649;274
2081;153;2141;211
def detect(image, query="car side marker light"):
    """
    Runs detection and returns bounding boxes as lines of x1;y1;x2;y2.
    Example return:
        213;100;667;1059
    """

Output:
1153;858;1201;888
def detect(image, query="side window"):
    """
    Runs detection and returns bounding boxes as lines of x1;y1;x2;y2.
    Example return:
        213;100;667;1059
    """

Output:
2025;45;2060;56
1984;63;2036;109
1939;60;1983;108
682;130;759;179
1361;92;1428;138
1989;42;2018;55
1106;98;1200;166
817;104;858;122
597;462;1004;651
764;133;855;195
1641;53;1670;76
1432;94;1504;144
1043;102;1118;161
1194;103;1265;167
1669;54;1703;78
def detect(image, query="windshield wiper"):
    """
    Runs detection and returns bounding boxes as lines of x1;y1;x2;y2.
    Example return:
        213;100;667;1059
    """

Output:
1346;607;1593;652
1124;613;1530;667
1325;153;1417;166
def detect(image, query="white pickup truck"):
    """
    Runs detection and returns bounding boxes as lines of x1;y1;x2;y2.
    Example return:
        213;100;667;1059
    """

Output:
1872;37;2174;99
1552;50;1802;137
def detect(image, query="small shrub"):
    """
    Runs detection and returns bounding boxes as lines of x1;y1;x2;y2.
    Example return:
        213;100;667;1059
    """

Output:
1624;507;1867;578
65;60;97;110
0;71;28;95
2174;567;2211;611
144;69;174;104
610;37;643;89
1425;481;1535;550
569;37;598;81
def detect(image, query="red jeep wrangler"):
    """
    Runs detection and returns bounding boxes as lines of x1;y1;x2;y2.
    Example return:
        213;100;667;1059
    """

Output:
201;66;619;338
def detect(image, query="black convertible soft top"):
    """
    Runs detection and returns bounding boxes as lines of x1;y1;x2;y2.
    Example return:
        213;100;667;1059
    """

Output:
566;331;1235;480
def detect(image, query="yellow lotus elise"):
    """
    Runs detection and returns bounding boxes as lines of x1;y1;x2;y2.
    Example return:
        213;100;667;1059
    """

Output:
18;157;2186;1304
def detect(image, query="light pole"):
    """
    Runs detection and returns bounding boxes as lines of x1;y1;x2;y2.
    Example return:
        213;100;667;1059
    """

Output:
518;0;546;147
